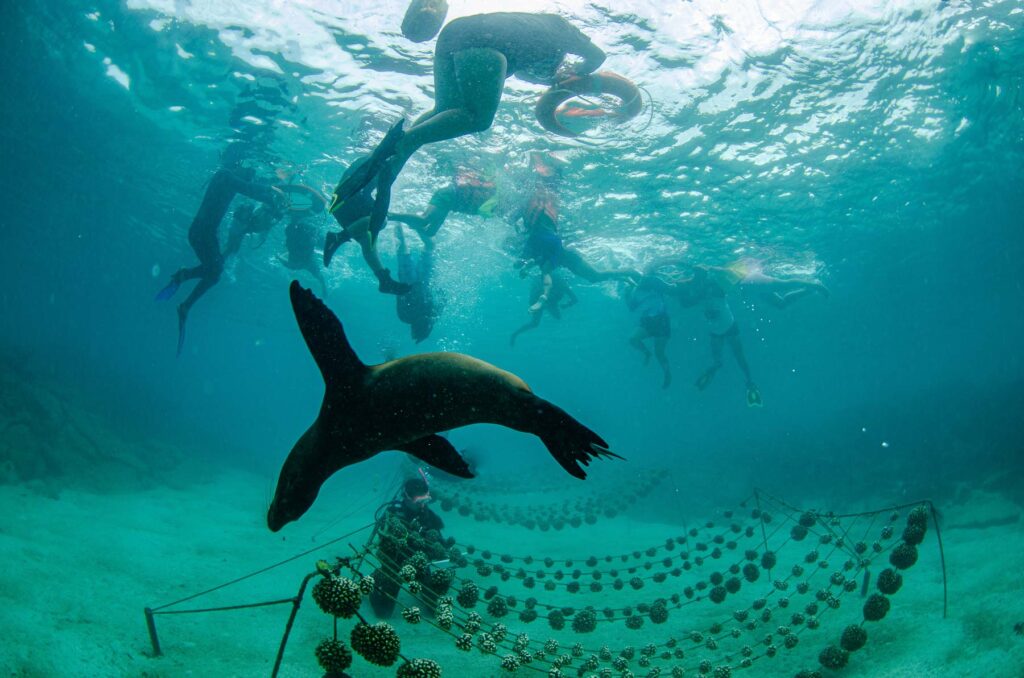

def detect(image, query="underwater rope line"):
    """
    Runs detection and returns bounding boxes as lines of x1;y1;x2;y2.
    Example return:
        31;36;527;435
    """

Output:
149;521;375;613
354;516;876;675
756;489;948;619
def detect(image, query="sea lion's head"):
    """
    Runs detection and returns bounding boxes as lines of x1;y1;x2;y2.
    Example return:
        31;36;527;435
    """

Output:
267;427;328;531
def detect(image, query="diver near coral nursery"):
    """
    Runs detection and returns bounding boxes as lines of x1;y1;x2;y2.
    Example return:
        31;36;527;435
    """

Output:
328;11;607;237
394;223;441;343
388;163;498;239
155;167;287;355
369;474;453;618
509;269;577;347
625;273;674;389
323;156;410;295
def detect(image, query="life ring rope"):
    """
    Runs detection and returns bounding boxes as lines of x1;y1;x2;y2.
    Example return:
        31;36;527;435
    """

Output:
535;71;643;138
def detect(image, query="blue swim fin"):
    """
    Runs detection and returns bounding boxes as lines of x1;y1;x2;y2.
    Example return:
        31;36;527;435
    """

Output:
155;279;180;302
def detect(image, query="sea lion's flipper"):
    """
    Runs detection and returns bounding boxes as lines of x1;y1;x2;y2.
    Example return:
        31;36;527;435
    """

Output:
397;435;475;479
532;398;622;479
289;280;367;388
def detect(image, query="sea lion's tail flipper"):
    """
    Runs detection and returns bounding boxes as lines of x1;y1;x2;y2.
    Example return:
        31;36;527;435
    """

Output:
397;435;475;479
289;280;368;388
533;399;623;479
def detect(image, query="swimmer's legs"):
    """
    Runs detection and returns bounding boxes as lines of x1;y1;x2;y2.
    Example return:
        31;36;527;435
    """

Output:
629;327;652;365
654;337;671;389
175;269;220;356
510;312;542;347
561;249;638;283
367;49;507;234
696;333;724;390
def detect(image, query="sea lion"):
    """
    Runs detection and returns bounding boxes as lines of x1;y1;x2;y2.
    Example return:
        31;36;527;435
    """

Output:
267;281;620;531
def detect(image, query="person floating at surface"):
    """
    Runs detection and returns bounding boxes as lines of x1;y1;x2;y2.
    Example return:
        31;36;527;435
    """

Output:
394;224;442;343
369;474;453;619
714;259;830;308
509;269;577;347
513;152;638;286
625;274;674;388
389;165;498;239
328;11;607;235
323;157;411;295
155;168;287;355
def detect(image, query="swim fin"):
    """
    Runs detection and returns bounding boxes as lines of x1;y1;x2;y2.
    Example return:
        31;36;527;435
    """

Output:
176;305;188;357
746;384;763;408
695;366;718;391
323;230;351;267
328;119;405;214
155;279;180;302
377;269;412;296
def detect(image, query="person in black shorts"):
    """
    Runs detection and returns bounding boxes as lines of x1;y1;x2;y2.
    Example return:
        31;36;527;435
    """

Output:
626;274;674;388
330;12;607;237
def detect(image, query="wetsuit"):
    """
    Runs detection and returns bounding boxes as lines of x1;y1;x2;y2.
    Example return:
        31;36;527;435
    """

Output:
370;501;449;619
436;13;604;84
183;169;279;277
161;168;280;355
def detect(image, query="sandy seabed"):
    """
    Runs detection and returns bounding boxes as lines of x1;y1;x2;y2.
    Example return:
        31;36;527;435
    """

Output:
2;464;1023;678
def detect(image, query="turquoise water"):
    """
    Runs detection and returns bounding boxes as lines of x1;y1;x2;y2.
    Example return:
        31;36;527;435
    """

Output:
1;1;1023;676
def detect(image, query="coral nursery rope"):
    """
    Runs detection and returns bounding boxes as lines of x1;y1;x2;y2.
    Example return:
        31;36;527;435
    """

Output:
150;522;375;612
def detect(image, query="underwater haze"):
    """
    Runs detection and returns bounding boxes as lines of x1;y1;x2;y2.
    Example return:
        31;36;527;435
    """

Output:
1;0;1023;676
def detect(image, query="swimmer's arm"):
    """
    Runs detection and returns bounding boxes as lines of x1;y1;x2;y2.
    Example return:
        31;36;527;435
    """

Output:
567;39;606;77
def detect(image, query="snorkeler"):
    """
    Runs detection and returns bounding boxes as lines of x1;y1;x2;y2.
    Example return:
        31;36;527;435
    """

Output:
389;165;498;239
369;475;450;618
625;274;674;389
394;224;442;343
278;218;329;297
677;266;760;406
509;269;578;347
155;168;287;355
513;152;638;286
323;157;411;295
328;11;607;235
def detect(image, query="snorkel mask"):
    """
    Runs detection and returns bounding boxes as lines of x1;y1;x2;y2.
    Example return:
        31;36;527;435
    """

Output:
406;468;432;505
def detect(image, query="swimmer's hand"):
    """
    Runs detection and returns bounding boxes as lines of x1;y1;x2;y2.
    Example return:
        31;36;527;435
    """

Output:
529;295;548;314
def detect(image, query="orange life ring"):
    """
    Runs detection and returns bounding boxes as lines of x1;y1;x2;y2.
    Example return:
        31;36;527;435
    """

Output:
535;71;642;137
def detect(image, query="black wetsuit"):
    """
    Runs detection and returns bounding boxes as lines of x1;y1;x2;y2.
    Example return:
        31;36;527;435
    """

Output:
396;247;438;342
186;169;279;275
370;502;449;619
436;13;603;82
